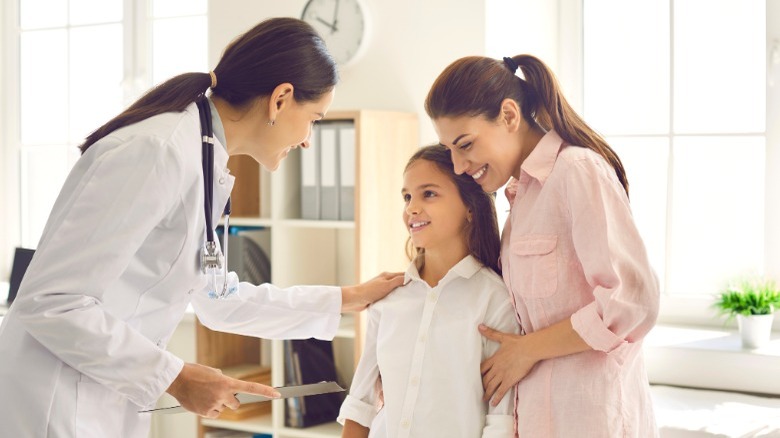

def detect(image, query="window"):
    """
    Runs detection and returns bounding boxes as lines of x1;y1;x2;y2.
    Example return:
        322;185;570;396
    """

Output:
4;0;207;257
582;0;767;321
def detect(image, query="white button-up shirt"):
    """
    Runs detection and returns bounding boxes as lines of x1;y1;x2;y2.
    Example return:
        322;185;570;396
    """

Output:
338;256;518;438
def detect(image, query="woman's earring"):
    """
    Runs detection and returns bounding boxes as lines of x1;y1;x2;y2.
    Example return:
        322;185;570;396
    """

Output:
267;120;275;126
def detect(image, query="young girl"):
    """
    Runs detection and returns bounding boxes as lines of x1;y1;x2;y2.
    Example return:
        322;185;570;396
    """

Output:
338;146;518;438
425;55;660;437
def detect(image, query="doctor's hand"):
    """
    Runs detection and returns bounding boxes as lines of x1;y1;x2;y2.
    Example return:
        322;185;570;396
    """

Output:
479;324;538;407
166;363;281;418
341;271;405;312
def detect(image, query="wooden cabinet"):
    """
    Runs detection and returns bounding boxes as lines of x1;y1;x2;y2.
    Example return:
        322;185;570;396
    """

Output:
197;110;418;438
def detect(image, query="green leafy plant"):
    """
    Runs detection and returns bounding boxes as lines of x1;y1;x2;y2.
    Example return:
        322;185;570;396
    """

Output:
713;279;780;321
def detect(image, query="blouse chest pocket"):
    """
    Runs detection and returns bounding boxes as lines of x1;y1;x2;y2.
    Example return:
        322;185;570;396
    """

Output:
509;235;558;298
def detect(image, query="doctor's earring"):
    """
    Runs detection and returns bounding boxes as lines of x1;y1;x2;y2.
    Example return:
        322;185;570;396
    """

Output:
267;119;275;126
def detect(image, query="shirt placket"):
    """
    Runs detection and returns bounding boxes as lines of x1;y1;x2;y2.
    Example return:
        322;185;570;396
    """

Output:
395;282;441;438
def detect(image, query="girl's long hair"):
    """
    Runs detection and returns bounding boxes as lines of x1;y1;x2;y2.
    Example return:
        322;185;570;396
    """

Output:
80;17;337;153
425;54;628;196
405;145;502;275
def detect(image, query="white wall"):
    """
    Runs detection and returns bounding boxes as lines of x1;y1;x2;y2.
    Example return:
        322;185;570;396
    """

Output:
208;0;490;144
0;1;21;280
767;0;780;282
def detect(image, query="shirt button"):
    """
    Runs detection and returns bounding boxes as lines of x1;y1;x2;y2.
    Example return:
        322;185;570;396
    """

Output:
188;289;194;295
156;340;163;347
418;335;426;343
428;292;437;302
218;176;225;184
401;420;410;428
410;376;419;386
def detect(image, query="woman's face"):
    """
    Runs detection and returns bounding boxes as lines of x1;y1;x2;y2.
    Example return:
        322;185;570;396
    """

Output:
402;159;470;253
253;88;335;171
432;114;522;193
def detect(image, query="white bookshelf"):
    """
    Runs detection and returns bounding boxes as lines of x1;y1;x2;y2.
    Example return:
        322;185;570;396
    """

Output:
197;110;418;438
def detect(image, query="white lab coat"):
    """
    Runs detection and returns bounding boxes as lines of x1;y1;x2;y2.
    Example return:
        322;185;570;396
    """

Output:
0;101;342;438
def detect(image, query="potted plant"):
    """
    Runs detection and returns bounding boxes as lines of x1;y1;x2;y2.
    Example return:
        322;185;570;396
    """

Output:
714;278;780;349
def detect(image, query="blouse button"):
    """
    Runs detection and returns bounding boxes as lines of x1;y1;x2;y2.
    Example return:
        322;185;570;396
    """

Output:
218;176;225;184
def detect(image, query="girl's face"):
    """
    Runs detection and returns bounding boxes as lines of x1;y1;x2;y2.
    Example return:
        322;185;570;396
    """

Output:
432;114;522;193
251;88;335;171
402;159;470;253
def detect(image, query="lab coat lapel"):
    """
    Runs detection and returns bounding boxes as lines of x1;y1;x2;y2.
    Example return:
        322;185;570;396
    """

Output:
210;137;235;228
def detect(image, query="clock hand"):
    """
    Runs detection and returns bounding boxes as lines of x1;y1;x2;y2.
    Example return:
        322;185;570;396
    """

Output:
333;0;340;25
315;15;336;33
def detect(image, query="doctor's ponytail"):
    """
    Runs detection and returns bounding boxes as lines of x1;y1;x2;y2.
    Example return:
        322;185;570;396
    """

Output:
80;17;337;153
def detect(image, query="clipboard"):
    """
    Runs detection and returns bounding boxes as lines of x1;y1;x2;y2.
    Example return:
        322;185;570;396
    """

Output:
140;381;344;414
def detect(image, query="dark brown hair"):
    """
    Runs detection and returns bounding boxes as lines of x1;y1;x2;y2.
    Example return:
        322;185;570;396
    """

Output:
425;55;628;196
405;145;502;275
80;17;338;153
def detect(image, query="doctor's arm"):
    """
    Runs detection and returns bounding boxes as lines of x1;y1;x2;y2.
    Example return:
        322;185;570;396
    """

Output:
341;272;405;312
192;272;403;341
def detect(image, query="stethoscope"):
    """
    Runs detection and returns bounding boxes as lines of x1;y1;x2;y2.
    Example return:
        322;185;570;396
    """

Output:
197;97;234;299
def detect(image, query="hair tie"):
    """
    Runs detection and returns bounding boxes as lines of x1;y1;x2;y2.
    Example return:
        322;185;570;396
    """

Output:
502;56;527;81
209;71;217;89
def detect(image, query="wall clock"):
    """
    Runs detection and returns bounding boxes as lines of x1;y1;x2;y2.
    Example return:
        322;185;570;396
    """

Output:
301;0;369;68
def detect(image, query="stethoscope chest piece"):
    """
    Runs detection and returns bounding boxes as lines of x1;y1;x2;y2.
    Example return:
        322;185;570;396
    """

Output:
200;241;222;274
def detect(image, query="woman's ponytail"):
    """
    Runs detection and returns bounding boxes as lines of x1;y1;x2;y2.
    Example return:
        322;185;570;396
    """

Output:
426;54;629;197
511;55;628;196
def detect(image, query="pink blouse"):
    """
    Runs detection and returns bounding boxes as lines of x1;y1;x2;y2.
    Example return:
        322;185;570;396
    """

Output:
500;130;660;437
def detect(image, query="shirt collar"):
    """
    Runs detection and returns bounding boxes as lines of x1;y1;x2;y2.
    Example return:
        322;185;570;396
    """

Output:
519;129;565;185
207;97;228;148
403;254;483;285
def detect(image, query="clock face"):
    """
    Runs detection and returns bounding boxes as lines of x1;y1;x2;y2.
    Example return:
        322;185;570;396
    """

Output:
302;0;367;67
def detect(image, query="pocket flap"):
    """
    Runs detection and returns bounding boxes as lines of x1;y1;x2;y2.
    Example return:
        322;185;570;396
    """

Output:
512;235;557;256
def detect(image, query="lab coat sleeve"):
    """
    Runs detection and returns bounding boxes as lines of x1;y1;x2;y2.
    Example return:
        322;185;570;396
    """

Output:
564;157;660;354
481;285;518;438
337;305;382;428
14;135;186;408
191;281;342;340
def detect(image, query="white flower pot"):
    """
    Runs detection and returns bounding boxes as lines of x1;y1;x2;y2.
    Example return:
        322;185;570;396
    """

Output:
737;314;775;349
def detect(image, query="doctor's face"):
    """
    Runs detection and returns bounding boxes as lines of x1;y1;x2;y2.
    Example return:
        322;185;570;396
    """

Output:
259;88;335;171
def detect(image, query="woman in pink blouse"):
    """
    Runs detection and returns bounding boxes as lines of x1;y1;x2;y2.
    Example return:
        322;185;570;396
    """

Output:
424;54;660;437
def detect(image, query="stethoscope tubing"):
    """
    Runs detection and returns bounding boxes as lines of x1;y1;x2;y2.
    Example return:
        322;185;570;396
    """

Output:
197;96;232;299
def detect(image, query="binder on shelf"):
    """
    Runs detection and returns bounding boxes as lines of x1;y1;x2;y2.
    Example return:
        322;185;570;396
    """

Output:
300;125;320;220
283;339;343;428
319;126;340;220
337;123;355;221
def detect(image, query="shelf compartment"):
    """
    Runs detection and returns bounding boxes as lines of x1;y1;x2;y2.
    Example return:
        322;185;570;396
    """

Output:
277;421;343;438
201;413;273;434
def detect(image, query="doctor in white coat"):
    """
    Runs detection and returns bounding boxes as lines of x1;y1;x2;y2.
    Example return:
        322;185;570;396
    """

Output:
0;17;403;438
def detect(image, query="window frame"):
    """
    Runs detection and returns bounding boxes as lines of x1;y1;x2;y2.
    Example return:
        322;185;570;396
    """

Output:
569;0;778;328
0;0;207;279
